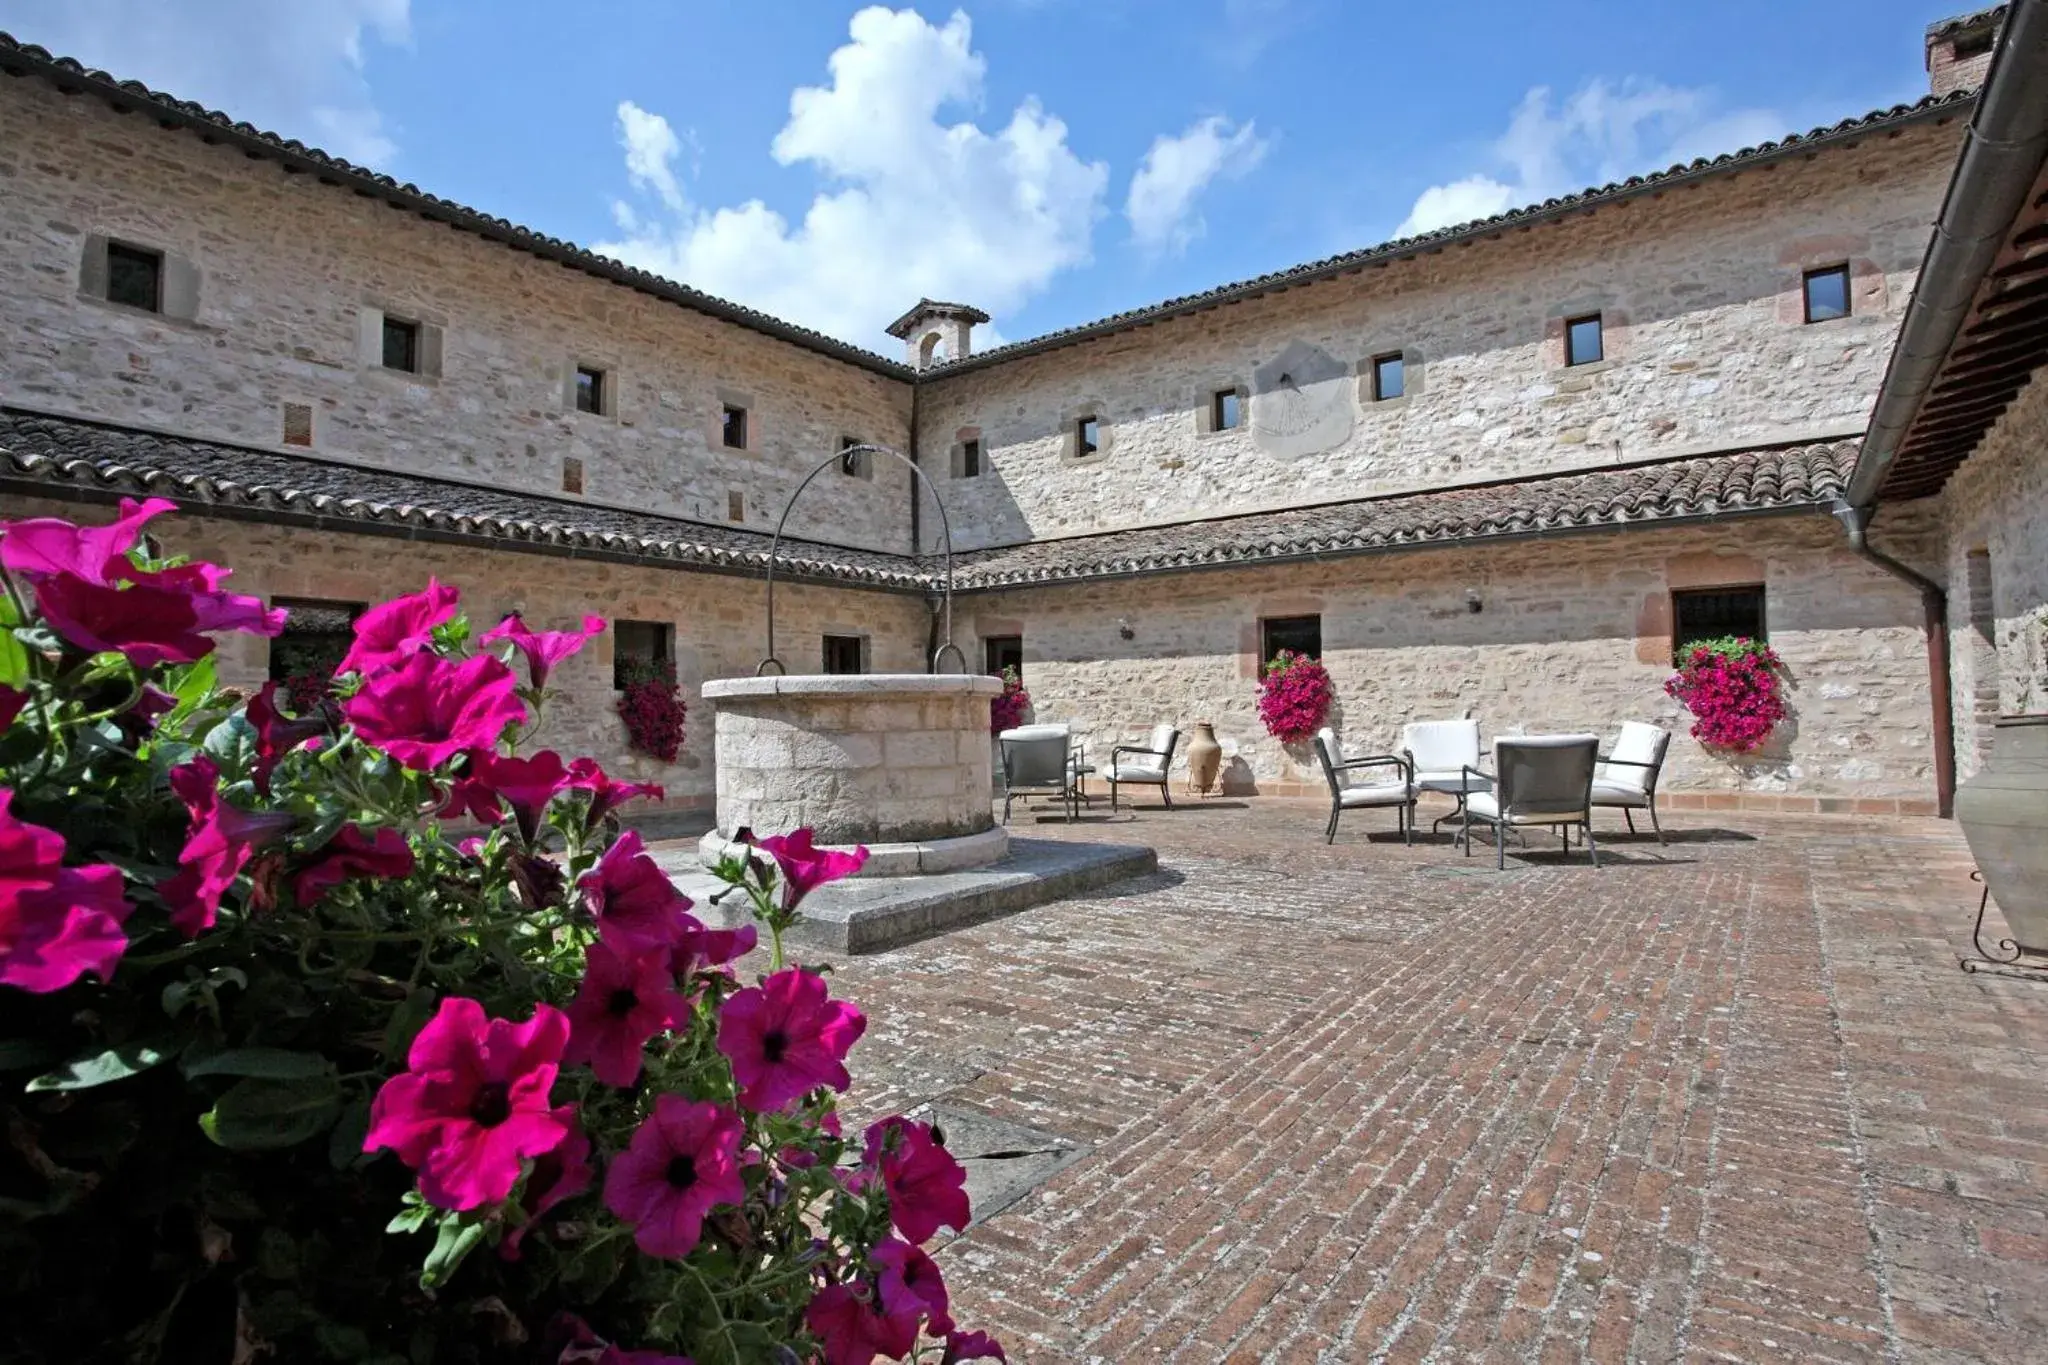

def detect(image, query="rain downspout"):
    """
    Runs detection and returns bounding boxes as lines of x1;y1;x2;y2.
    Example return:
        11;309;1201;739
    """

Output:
909;380;941;673
1833;501;1956;817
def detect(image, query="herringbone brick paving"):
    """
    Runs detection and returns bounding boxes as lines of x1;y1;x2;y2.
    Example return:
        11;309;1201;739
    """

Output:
820;800;2048;1362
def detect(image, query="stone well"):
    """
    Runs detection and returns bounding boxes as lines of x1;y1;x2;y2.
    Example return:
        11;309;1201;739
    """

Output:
700;673;1005;874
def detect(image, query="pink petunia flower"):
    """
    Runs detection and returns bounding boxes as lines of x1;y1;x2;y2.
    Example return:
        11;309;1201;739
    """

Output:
751;828;867;913
863;1117;970;1244
481;613;604;692
32;560;285;670
602;1094;746;1259
466;748;572;845
0;686;28;733
669;915;757;984
716;968;865;1112
500;1120;593;1261
291;825;415;907
579;830;696;953
342;651;527;772
0;496;177;580
941;1330;1007;1363
363;996;573;1212
805;1282;919;1365
162;756;295;936
246;681;326;794
336;579;458;677
564;939;690;1087
872;1235;951;1332
0;788;132;993
565;757;665;830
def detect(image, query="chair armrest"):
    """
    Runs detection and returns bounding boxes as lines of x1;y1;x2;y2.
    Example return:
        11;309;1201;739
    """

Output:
1110;744;1169;760
1459;763;1491;794
1335;754;1412;783
1597;755;1658;769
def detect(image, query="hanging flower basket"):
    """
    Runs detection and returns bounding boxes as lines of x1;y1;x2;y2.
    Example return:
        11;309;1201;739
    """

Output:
1256;650;1333;744
1664;637;1787;753
990;666;1031;733
616;657;686;762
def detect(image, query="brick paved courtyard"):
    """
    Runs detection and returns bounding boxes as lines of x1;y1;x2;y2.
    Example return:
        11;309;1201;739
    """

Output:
816;798;2048;1363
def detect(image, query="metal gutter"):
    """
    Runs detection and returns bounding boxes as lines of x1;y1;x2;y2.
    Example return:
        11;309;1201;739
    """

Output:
1847;0;2048;505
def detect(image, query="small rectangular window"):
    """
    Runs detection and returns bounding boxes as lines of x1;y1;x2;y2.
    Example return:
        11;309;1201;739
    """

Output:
382;316;421;373
1260;614;1322;664
1954;30;1994;59
839;436;867;478
1565;314;1603;367
1372;353;1405;401
1211;389;1242;431
105;241;163;313
721;404;748;450
1076;416;1100;458
269;598;365;706
1803;265;1851;324
1672;587;1766;662
281;402;314;447
614;619;674;691
575;366;605;414
822;634;865;675
960;438;983;478
727;490;745;522
984;634;1023;678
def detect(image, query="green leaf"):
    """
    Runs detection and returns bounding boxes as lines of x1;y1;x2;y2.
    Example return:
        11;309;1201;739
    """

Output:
182;1047;334;1081
328;1096;372;1172
26;1040;177;1092
198;1073;342;1151
418;1215;485;1291
0;631;29;689
382;989;437;1064
385;1204;433;1236
161;655;218;725
0;1039;57;1072
0;592;18;628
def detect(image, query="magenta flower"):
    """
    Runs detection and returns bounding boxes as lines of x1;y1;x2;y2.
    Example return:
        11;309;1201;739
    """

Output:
246;681;326;794
669;916;757;984
501;1121;593;1261
0;496;179;580
1256;650;1334;744
863;1117;970;1244
32;561;285;670
162;757;295;936
942;1331;1007;1363
873;1235;951;1331
466;748;572;845
336;579;457;677
481;612;604;691
292;825;415;907
342;651;527;772
564;940;690;1087
0;686;28;733
0;789;131;993
716;968;865;1112
602;1094;746;1259
579;830;696;953
565;757;665;830
752;828;868;912
438;770;505;826
805;1282;919;1365
363;997;572;1211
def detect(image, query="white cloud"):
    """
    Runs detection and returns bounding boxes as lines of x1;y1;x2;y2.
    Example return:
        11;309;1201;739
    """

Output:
594;6;1109;350
1125;116;1269;255
617;101;688;212
0;0;409;167
1395;78;1782;239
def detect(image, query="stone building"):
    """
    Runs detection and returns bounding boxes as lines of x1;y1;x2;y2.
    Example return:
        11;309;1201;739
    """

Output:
1;4;2042;822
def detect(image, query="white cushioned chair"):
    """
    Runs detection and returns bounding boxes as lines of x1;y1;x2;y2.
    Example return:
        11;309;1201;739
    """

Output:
1402;718;1486;833
998;724;1075;823
1460;733;1603;870
1313;727;1416;845
1592;721;1672;844
1109;723;1181;811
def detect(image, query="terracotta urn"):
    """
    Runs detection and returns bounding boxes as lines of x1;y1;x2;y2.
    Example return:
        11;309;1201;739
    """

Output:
1955;714;2048;954
1186;721;1223;796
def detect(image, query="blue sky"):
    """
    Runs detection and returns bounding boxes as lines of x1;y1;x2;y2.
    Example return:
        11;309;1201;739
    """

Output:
0;1;1963;353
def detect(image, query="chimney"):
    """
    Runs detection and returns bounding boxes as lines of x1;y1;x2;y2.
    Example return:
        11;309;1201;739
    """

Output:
885;299;990;370
1925;6;2005;95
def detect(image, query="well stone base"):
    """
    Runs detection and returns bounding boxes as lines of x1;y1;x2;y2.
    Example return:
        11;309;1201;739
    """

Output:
697;826;1009;877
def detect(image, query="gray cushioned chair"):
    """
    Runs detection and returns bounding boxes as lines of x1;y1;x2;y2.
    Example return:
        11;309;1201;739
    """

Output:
1460;733;1603;869
999;724;1075;823
1109;723;1181;811
1313;727;1416;844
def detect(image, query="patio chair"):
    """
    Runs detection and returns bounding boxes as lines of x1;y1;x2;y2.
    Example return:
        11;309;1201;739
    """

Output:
1109;723;1181;811
1460;734;1603;870
1592;721;1672;845
1313;727;1416;845
1402;719;1485;832
999;724;1075;823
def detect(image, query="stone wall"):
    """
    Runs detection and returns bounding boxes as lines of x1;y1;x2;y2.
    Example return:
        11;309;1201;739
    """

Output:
5;496;932;812
0;82;914;553
915;121;1961;552
957;514;1938;809
1934;371;2048;779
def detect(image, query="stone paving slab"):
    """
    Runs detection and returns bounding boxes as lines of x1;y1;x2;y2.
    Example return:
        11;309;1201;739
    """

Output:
803;799;2048;1364
650;835;1158;954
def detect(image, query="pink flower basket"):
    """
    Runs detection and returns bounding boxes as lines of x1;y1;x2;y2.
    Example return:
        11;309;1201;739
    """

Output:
1256;651;1334;744
1663;637;1787;753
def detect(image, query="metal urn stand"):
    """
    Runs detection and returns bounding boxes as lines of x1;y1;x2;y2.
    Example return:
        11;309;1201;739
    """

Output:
1960;870;2048;982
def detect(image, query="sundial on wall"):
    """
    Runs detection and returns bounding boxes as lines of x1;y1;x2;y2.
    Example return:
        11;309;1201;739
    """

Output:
1250;338;1354;459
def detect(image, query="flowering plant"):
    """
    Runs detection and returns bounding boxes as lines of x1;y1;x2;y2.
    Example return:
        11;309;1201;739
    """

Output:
1255;650;1333;744
616;656;687;763
988;668;1029;734
1664;636;1787;752
0;501;1000;1364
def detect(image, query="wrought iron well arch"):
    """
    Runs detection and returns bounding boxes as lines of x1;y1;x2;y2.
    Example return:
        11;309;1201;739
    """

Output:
757;442;965;676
